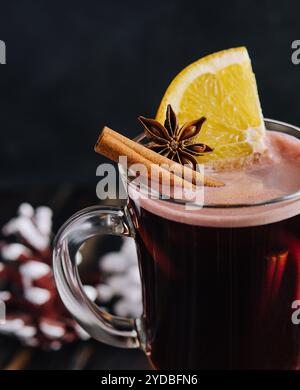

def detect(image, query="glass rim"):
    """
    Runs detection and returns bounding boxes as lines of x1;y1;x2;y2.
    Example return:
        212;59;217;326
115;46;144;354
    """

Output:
120;118;300;209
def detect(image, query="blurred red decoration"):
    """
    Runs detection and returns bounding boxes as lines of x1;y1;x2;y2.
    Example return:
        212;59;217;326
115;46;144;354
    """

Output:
0;203;94;350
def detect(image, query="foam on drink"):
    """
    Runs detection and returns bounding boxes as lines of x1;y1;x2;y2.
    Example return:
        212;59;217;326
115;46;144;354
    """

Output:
130;130;300;227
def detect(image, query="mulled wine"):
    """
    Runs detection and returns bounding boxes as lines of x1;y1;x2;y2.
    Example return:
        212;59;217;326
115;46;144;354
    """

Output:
128;130;300;369
54;47;300;371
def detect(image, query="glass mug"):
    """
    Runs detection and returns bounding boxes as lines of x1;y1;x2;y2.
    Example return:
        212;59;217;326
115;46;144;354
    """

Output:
53;119;300;369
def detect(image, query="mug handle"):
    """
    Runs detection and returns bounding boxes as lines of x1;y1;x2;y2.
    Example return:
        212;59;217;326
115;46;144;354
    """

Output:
52;205;141;349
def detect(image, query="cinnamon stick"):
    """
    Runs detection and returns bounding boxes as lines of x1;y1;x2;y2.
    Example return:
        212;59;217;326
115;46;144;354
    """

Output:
260;254;277;315
270;250;288;304
286;236;300;301
95;126;223;188
260;250;288;316
95;127;195;198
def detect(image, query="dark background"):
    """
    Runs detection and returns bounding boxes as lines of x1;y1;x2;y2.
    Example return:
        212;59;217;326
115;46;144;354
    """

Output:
0;0;299;188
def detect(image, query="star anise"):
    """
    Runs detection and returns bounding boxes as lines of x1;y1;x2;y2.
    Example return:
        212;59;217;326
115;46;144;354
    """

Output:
138;105;213;169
